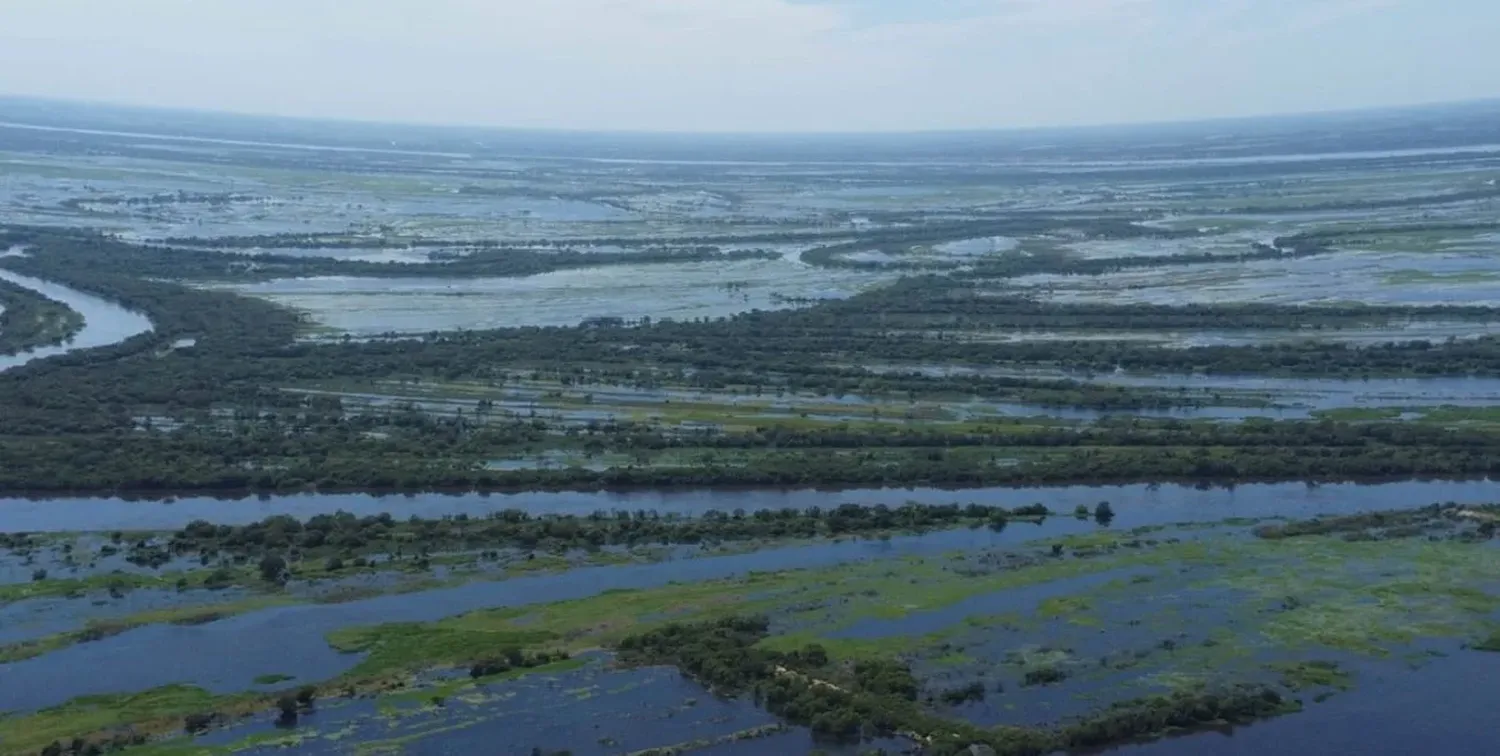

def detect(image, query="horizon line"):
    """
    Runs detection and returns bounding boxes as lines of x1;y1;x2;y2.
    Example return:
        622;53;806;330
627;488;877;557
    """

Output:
3;92;1498;140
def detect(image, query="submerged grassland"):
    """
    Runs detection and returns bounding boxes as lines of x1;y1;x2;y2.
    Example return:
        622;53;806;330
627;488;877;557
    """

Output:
6;505;1500;755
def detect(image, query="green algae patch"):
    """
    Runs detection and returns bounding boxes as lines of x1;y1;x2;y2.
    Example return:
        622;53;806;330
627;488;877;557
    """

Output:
1038;596;1093;620
0;685;251;756
379;657;588;712
1270;660;1353;692
1470;627;1500;652
326;621;560;678
0;597;296;665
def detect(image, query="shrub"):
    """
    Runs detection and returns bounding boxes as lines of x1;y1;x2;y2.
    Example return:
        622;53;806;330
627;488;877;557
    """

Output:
1023;667;1069;687
275;695;298;727
183;712;217;733
1095;501;1116;524
258;554;288;583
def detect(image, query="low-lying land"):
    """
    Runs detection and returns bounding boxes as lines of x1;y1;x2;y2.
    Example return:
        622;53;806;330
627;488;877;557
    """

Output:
2;503;1497;755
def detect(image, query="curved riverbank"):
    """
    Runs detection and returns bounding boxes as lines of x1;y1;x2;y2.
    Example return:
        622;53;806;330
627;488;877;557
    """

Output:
0;267;153;372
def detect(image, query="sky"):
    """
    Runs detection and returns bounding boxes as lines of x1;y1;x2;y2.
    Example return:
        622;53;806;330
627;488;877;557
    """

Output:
0;0;1495;133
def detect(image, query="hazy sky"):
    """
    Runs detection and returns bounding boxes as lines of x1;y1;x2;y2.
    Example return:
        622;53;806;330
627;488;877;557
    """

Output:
0;0;1495;132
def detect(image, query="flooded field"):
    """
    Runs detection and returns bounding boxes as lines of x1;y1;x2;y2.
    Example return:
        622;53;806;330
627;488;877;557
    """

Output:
1009;249;1500;308
3;488;1499;755
8;100;1500;754
222;256;895;333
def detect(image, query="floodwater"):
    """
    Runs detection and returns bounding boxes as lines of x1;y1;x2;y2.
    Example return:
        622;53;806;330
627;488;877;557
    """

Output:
831;569;1149;641
7;476;1491;711
1115;652;1500;756
0;267;154;371
0;522;1109;711
192;658;902;756
226;257;895;334
877;364;1500;412
1011;250;1500;307
1;479;1494;532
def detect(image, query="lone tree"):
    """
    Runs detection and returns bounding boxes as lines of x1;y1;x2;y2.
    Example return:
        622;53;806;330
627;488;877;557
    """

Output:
258;554;288;584
1095;501;1116;525
275;696;299;727
295;686;318;708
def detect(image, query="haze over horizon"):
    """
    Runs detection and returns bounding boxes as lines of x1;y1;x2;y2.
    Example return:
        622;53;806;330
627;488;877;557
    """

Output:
0;0;1496;133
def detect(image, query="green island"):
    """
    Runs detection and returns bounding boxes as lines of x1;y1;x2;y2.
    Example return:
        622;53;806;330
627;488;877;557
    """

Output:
0;276;84;356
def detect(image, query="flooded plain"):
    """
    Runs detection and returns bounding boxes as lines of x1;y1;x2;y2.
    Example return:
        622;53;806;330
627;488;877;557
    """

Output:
7;101;1500;755
5;484;1497;755
224;257;896;333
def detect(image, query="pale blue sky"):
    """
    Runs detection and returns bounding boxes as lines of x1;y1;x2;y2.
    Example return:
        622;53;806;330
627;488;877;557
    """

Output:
0;0;1494;132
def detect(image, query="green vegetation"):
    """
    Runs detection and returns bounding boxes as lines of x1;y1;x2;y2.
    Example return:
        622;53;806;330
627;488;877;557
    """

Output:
9;505;1500;753
0;686;242;756
0;600;293;664
9;226;1500;495
149;502;1047;565
615;616;1295;755
1270;660;1353;691
0;277;84;356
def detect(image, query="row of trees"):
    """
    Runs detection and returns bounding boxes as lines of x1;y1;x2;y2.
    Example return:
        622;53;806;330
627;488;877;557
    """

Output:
7;227;1500;495
614;616;1295;755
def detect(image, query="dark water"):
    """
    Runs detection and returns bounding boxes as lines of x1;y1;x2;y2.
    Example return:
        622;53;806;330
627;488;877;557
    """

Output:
1111;651;1500;755
2;479;1496;532
0;522;1105;712
3;479;1497;717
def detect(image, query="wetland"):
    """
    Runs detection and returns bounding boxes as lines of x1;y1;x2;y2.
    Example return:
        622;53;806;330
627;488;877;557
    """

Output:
5;97;1500;754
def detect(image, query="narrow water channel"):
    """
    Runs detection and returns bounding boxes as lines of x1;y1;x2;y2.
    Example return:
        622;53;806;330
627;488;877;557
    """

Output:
2;478;1494;532
0;265;153;372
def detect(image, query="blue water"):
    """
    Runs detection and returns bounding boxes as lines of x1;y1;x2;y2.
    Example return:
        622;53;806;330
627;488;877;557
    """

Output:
2;479;1495;532
1112;652;1500;755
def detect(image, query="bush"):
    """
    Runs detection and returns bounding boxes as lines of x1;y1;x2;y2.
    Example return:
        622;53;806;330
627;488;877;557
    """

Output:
295;686;317;707
258;554;288;583
183;712;217;733
275;695;299;726
1023;667;1069;687
1095;501;1116;524
939;681;987;705
203;566;237;590
470;659;511;678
